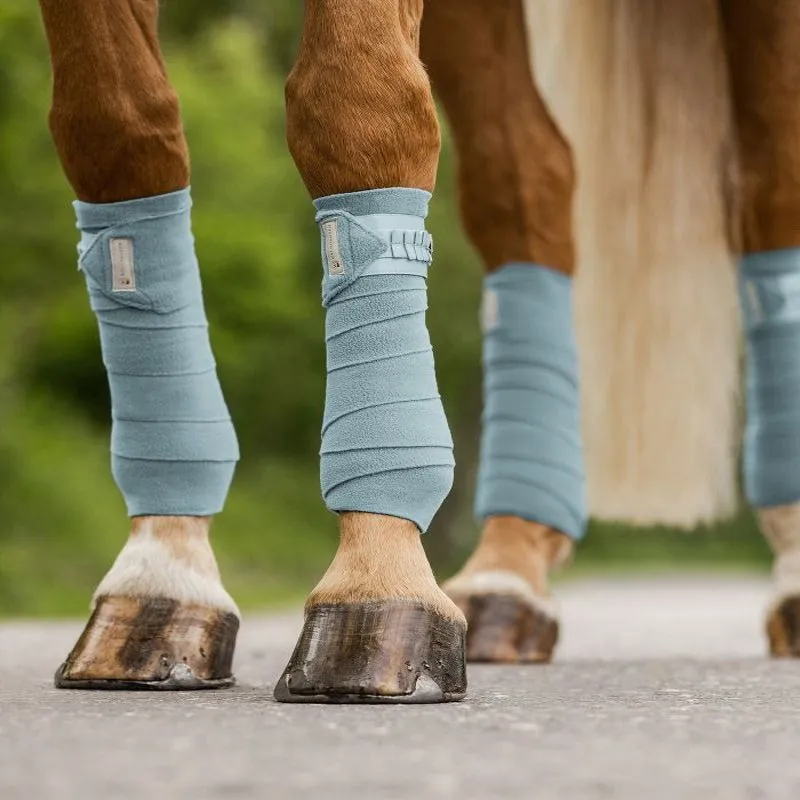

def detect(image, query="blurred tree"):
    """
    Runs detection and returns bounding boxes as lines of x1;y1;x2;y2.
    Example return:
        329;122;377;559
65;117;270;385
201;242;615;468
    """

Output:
159;0;303;75
159;0;240;38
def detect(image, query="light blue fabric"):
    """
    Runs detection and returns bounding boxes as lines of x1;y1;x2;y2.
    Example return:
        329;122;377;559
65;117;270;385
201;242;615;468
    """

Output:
475;263;586;539
75;188;239;516
315;188;453;532
740;248;800;508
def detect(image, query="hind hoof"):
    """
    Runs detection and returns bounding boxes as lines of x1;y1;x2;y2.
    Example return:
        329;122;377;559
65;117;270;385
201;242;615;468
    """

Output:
273;600;467;704
55;595;239;690
767;595;800;658
452;592;558;664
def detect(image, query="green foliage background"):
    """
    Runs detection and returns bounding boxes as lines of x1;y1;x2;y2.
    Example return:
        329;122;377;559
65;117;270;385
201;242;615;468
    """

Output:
0;1;769;617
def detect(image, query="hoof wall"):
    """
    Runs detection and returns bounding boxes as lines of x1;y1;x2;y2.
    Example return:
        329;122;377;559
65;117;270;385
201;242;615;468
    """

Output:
55;596;239;690
455;592;558;664
273;601;467;704
767;595;800;658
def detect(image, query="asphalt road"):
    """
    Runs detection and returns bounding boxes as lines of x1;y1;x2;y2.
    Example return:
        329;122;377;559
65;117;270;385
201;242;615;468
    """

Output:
2;576;800;800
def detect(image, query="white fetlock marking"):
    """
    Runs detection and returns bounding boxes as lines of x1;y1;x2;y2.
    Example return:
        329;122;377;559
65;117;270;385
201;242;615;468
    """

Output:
757;505;800;607
773;550;800;604
444;569;559;620
758;504;800;555
92;522;239;616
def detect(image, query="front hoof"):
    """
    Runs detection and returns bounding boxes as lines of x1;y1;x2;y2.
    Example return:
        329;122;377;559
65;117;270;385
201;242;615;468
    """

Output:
454;593;558;664
55;596;239;690
273;601;467;704
767;595;800;658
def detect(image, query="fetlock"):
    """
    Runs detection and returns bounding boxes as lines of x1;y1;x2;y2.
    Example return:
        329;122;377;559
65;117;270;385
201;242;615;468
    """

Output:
443;516;571;663
758;505;800;657
56;517;239;689
275;513;467;703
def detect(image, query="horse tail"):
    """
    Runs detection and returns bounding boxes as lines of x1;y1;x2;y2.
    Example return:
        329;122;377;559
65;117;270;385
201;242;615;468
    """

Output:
524;0;741;528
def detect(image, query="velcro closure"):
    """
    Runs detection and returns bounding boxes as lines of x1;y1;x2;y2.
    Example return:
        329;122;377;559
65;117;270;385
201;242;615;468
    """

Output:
386;228;434;264
316;210;433;306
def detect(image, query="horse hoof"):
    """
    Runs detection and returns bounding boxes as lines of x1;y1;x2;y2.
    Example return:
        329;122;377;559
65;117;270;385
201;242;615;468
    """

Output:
454;592;558;664
54;595;239;690
273;601;467;703
767;595;800;658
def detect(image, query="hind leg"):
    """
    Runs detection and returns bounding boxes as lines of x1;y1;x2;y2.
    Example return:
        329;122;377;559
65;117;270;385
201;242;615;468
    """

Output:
273;0;466;703
421;0;584;663
39;0;240;688
722;0;800;657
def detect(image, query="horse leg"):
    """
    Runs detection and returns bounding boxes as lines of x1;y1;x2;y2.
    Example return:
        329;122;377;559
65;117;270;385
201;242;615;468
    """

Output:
421;0;583;663
722;0;800;657
273;0;466;703
39;0;240;688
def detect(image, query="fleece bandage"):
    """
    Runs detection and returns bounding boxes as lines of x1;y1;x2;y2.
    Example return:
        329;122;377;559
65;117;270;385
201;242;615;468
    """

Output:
315;188;454;532
76;189;239;516
740;248;800;508
475;263;586;539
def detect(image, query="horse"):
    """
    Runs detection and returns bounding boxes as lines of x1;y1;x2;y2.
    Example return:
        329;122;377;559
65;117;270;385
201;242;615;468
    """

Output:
39;0;800;703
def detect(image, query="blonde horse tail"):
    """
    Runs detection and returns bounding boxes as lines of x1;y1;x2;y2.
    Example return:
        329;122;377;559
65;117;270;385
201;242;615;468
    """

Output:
524;0;741;528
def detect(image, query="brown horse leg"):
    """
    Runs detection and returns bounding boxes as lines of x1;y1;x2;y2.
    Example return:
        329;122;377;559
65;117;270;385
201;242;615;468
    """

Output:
421;0;578;663
274;0;466;703
40;0;239;688
722;0;800;657
40;0;188;203
722;0;800;255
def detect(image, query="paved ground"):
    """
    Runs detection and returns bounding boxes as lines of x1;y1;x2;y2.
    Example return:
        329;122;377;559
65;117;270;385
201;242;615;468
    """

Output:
2;576;800;800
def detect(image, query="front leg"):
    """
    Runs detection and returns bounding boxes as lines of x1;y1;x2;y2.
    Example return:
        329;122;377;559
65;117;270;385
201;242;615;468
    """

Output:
274;0;466;703
56;517;239;689
39;0;240;688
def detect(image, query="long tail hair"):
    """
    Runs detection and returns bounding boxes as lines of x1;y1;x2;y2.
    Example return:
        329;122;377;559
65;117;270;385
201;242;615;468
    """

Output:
524;0;742;528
